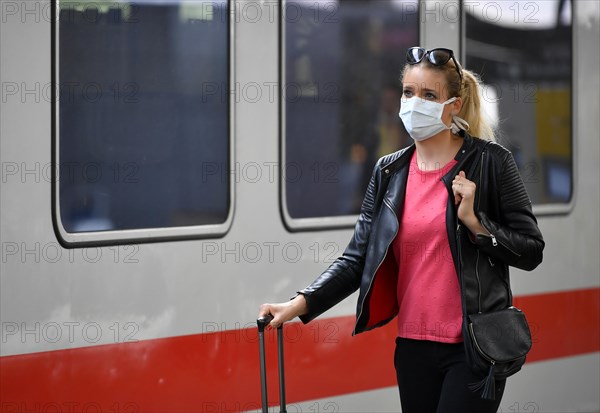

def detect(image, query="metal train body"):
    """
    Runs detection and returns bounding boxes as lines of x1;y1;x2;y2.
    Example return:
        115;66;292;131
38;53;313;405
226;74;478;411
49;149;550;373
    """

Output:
1;1;599;412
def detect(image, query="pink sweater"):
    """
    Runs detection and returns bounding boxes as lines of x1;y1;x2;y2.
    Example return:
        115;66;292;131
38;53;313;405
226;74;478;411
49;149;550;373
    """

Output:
392;151;463;343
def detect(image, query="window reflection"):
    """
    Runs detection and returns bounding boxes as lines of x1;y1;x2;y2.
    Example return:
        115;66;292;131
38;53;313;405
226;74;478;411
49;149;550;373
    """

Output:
284;0;418;219
465;0;572;204
58;1;230;233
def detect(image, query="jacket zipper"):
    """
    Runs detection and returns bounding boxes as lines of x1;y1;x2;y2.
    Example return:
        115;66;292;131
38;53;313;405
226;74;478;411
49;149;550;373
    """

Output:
477;150;520;255
354;197;399;333
479;220;522;256
456;222;464;299
457;223;485;317
475;250;482;313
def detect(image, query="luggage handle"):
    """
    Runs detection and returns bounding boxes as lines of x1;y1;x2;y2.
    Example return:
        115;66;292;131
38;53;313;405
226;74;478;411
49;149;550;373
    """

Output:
257;315;287;413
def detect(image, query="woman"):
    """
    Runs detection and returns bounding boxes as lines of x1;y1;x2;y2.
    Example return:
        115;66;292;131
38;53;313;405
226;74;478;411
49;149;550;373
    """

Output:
258;47;545;413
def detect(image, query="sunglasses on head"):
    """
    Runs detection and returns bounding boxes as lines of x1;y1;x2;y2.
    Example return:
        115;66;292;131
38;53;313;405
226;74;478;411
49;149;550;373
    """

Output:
406;47;463;83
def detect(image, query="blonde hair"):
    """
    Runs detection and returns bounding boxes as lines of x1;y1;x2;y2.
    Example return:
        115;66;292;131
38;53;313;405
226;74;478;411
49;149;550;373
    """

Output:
400;55;495;141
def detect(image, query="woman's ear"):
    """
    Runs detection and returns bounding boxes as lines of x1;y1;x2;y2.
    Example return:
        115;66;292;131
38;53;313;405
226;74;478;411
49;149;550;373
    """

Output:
452;97;463;115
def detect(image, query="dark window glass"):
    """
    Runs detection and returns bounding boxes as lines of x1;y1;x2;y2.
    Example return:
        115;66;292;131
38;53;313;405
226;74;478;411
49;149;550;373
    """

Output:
58;1;230;232
284;0;419;219
465;0;572;204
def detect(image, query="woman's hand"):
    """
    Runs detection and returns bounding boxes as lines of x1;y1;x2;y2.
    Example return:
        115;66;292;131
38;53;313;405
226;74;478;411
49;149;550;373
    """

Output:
258;294;308;329
452;171;489;236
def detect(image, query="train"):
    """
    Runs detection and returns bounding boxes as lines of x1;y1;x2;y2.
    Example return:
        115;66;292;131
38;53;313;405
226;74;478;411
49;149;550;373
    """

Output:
1;0;598;412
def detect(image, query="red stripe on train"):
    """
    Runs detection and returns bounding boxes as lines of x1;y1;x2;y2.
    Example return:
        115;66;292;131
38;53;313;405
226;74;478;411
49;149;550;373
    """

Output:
0;288;598;412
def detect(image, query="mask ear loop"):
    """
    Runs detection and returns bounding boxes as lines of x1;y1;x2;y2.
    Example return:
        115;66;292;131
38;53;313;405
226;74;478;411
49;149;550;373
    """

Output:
451;115;470;134
445;96;470;134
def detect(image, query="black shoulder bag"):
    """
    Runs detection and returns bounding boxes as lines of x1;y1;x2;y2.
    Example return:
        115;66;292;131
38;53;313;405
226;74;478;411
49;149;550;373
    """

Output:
458;141;533;400
463;297;532;400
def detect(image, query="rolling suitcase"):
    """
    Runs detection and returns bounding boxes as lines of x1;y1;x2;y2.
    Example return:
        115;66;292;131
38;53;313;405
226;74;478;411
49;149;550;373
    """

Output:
257;315;287;413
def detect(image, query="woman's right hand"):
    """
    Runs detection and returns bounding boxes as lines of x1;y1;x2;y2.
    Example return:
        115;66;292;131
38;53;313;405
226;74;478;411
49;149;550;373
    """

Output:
258;294;308;329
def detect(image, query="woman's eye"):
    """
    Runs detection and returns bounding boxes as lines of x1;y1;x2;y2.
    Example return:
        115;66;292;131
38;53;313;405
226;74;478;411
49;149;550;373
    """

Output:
403;90;413;97
425;92;437;100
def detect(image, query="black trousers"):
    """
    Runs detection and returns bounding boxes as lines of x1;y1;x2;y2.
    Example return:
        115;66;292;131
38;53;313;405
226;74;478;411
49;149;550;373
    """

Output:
394;336;506;413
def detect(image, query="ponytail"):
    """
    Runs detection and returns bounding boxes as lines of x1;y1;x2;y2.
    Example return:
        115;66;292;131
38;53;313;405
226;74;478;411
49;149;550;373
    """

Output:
457;69;495;141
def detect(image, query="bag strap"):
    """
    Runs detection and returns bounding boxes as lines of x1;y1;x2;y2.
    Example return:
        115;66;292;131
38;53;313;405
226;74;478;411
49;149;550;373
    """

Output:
461;140;515;313
466;140;491;182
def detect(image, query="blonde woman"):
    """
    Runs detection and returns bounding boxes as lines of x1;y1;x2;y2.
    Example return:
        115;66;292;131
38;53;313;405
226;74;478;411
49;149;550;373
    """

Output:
259;47;544;413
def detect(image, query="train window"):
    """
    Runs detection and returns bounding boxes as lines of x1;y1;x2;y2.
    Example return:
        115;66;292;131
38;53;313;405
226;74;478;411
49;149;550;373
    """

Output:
282;0;419;227
464;0;573;206
54;1;232;243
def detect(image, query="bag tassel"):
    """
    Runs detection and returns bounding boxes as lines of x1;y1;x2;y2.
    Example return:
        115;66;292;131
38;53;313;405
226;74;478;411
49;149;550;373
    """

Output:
468;363;496;400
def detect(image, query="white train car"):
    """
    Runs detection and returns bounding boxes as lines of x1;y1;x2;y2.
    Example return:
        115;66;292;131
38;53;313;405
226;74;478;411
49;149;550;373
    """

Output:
1;0;598;412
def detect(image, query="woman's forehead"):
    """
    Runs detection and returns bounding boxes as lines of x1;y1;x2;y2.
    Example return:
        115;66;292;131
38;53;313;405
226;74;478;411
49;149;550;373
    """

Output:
403;66;448;92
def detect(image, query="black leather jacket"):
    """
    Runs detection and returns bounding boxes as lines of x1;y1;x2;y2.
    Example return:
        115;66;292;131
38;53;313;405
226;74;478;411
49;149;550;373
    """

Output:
295;132;545;336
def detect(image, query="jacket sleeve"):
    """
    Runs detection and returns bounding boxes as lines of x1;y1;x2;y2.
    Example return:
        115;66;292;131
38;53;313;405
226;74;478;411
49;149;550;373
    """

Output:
472;149;545;271
292;158;383;324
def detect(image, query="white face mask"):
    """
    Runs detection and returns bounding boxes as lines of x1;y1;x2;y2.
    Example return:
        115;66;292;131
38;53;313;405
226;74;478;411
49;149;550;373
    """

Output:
399;96;457;141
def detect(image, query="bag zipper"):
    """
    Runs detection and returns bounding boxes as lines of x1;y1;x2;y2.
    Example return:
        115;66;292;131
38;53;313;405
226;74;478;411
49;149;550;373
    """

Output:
468;321;524;364
468;322;497;364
